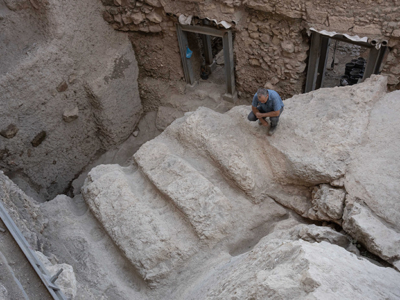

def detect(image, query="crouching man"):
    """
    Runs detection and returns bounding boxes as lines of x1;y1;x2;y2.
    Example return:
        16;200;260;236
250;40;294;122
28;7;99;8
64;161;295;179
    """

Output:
248;88;284;136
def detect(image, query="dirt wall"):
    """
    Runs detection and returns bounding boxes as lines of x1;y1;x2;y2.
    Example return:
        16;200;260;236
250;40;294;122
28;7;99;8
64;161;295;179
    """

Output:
0;0;142;200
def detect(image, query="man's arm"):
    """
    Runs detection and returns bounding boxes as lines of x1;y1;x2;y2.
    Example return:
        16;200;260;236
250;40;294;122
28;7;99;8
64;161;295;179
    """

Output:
252;106;269;126
255;110;281;118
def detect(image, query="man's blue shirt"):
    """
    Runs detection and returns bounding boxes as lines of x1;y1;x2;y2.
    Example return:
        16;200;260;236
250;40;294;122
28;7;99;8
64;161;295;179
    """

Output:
252;90;284;112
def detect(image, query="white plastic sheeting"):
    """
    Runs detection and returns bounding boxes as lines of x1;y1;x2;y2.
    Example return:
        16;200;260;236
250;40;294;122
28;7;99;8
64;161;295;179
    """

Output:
178;14;233;29
309;27;368;43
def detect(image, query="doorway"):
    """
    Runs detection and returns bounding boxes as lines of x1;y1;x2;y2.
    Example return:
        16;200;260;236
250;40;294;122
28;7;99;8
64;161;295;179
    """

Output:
305;29;388;92
176;24;237;102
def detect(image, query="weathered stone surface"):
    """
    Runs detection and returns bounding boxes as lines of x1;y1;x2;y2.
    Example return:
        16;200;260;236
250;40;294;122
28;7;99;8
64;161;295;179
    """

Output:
307;184;346;223
131;12;144;24
102;10;114;23
0;124;18;139
63;106;79;123
199;240;400;300
82;164;200;287
145;0;162;7
341;89;400;265
0;172;46;250
36;251;77;300
121;13;133;24
134;141;232;240
146;11;162;23
342;198;400;269
265;76;387;186
281;40;294;53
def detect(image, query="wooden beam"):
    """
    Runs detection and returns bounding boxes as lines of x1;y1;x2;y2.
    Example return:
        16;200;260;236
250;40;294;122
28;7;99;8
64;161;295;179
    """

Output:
201;34;213;65
176;24;195;85
315;36;330;89
180;24;227;37
222;31;236;97
305;32;321;93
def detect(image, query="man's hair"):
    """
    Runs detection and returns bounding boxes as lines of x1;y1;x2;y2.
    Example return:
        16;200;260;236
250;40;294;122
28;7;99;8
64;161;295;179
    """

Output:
257;88;269;97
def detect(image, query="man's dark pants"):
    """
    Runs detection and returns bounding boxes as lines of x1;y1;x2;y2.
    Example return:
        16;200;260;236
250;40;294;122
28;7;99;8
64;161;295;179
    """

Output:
248;107;284;128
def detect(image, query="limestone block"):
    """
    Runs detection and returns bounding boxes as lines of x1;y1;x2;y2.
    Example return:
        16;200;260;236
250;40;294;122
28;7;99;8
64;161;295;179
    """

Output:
344;89;400;232
296;224;350;248
249;32;259;39
131;12;144;24
202;240;400;299
146;11;162;23
149;24;162;32
249;58;260;66
82;164;199;287
275;6;302;19
353;25;382;36
155;106;184;130
342;199;400;268
220;4;234;13
134;141;232;241
145;0;162;7
102;11;114;23
265;75;388;186
387;74;400;85
63;106;79;123
247;1;274;13
328;16;355;33
0;124;18;139
392;29;400;37
281;40;294;53
306;4;327;23
141;5;153;13
307;184;346;222
259;34;271;44
36;251;77;300
113;13;122;24
121;13;133;24
247;22;258;32
389;64;400;75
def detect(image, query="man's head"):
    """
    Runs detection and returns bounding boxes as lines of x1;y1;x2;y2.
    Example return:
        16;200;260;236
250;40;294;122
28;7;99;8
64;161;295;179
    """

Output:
257;88;269;103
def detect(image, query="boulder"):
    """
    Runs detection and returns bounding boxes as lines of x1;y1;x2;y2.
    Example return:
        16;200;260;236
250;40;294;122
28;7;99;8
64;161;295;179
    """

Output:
307;184;346;223
36;251;77;300
200;240;400;299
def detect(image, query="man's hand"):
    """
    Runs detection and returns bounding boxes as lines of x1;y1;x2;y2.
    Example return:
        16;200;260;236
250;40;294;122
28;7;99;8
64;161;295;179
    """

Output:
255;112;262;119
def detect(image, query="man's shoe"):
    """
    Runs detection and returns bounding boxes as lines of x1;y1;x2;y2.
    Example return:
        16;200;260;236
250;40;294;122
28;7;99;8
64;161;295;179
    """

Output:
268;126;277;136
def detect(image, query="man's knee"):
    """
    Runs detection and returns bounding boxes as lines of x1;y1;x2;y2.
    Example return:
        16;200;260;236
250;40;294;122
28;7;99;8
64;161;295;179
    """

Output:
248;112;257;121
270;116;279;127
